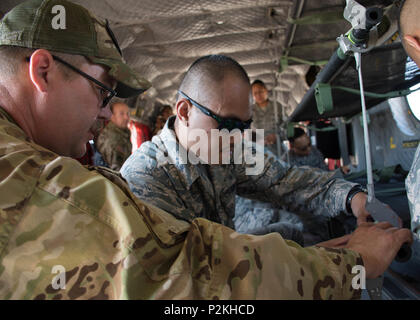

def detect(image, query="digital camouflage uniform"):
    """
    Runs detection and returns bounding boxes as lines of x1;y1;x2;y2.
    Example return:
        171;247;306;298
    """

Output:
121;117;358;233
97;122;132;171
234;100;296;243
406;144;420;236
0;108;363;299
236;147;330;244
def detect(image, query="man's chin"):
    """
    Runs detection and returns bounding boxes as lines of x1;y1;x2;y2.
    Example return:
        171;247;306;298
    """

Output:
69;139;90;159
73;146;87;159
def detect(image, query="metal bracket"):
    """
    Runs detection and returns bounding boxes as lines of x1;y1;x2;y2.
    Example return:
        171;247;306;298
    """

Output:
343;0;367;29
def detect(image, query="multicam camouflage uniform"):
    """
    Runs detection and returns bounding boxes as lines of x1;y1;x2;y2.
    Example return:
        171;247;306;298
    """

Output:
97;122;132;171
0;107;363;299
406;144;420;236
121;116;358;233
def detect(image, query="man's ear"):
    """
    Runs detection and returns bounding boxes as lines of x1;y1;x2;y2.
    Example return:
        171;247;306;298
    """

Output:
28;49;55;93
175;99;191;126
404;35;420;52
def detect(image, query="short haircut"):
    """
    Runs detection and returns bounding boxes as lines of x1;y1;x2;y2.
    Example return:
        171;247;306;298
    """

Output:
179;55;250;94
0;46;86;80
288;127;306;143
251;79;266;88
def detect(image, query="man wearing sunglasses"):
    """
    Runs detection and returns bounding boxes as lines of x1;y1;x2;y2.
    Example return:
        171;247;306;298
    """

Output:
122;55;367;230
121;54;410;248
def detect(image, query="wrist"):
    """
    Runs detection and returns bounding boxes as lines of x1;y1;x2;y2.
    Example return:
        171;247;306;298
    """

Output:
346;185;367;215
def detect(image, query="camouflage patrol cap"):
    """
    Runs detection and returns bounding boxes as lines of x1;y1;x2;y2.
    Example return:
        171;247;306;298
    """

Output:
0;0;151;98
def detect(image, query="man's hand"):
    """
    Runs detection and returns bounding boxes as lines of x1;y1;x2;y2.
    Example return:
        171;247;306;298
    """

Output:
345;222;413;279
317;223;413;279
351;192;403;227
316;234;352;248
350;192;371;225
264;133;277;145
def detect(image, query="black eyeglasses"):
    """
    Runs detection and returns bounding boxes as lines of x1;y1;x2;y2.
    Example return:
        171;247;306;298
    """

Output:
178;91;252;131
25;55;116;108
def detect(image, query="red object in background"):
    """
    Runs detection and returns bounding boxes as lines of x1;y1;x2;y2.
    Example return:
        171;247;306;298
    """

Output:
328;158;342;171
129;120;151;152
76;142;94;166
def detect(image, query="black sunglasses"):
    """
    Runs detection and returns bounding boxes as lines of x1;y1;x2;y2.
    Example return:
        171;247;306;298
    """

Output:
178;91;252;131
26;55;116;108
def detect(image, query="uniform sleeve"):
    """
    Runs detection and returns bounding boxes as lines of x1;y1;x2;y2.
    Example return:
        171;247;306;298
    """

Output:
166;217;363;299
236;149;357;218
121;154;197;223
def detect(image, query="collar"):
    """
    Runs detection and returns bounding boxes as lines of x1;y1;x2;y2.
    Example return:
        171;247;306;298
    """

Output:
107;121;131;136
0;106;20;127
0;106;30;142
256;99;271;109
157;116;205;190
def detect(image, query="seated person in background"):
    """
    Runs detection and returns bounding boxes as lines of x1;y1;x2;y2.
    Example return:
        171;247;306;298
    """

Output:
121;54;373;244
283;127;350;175
97;102;132;170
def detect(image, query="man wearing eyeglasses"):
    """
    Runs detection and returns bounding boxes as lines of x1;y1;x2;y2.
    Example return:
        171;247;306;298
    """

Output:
0;0;413;300
96;102;132;170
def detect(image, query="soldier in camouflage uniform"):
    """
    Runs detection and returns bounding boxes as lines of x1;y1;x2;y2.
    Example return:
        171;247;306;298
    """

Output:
97;102;132;171
400;0;420;237
0;0;412;300
251;79;286;157
121;55;411;256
